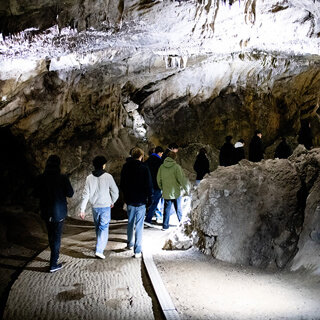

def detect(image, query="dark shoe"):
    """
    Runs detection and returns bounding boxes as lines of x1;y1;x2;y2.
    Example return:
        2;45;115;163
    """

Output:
50;263;63;273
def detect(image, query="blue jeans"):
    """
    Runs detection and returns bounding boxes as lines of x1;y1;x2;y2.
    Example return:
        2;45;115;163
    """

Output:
163;197;183;229
45;220;64;268
145;189;162;223
127;205;146;254
155;198;164;220
92;207;111;254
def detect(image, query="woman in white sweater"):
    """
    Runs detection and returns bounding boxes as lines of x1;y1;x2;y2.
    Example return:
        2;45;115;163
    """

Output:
80;156;119;259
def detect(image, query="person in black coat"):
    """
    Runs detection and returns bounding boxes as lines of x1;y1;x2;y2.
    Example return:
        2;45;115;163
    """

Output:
274;137;292;159
219;136;237;166
34;155;74;272
193;148;210;186
120;148;153;258
249;130;264;162
298;121;313;150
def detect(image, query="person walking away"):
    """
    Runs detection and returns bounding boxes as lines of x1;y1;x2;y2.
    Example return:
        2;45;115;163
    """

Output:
219;136;237;166
274;137;292;159
80;156;119;259
120;148;154;258
144;146;164;227
162;142;179;160
193;147;210;186
249;130;264;162
234;139;246;163
34;155;74;272
157;151;190;231
298;120;313;150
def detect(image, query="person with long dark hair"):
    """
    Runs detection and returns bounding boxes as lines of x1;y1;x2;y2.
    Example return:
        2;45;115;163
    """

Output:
34;155;74;272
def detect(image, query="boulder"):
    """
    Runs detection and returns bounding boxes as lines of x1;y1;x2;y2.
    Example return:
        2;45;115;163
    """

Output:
171;146;320;272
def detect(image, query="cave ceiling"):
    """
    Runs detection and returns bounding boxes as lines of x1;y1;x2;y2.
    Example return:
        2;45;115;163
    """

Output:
0;0;320;162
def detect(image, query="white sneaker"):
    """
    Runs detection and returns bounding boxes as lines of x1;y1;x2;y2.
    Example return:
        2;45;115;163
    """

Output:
134;253;142;258
144;221;155;228
95;252;105;259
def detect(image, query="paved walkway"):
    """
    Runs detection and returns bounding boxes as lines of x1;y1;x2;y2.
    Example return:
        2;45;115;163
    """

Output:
3;220;174;320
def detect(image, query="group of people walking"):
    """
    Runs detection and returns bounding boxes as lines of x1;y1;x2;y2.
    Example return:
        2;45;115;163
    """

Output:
34;143;190;272
34;124;313;272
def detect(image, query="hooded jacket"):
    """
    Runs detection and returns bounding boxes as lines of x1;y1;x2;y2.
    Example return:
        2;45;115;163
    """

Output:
80;169;119;212
34;162;74;222
157;157;189;200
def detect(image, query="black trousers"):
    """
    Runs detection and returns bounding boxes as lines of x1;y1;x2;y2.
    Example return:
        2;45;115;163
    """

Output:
45;220;64;267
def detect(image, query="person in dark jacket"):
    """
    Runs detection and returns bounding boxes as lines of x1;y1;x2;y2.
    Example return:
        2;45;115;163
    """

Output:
162;142;179;160
34;155;74;273
234;139;246;163
193;148;210;186
274;137;292;159
298;121;313;150
144;146;164;227
120;147;153;258
249;130;264;162
219;136;237;166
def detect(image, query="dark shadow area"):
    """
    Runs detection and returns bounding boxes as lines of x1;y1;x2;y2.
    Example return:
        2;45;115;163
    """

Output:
0;208;97;319
0;127;37;209
141;262;166;320
108;237;127;243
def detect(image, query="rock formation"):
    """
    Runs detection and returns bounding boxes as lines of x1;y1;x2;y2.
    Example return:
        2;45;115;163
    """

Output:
166;145;320;272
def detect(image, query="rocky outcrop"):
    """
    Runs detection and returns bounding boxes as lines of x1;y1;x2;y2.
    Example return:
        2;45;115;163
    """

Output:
177;145;320;272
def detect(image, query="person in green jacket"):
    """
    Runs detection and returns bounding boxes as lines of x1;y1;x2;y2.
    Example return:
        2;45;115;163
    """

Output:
157;151;190;230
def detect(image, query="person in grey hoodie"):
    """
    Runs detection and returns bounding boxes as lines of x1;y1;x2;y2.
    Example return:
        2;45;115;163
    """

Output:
157;151;189;230
80;156;119;259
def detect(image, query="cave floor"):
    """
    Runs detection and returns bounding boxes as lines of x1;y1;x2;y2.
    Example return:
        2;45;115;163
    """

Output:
1;207;320;320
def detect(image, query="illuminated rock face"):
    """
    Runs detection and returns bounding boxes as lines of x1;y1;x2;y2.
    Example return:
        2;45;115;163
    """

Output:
0;0;320;216
189;146;320;271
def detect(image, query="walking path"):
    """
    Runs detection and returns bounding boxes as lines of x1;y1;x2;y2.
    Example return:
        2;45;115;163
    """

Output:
3;216;320;320
3;220;175;320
